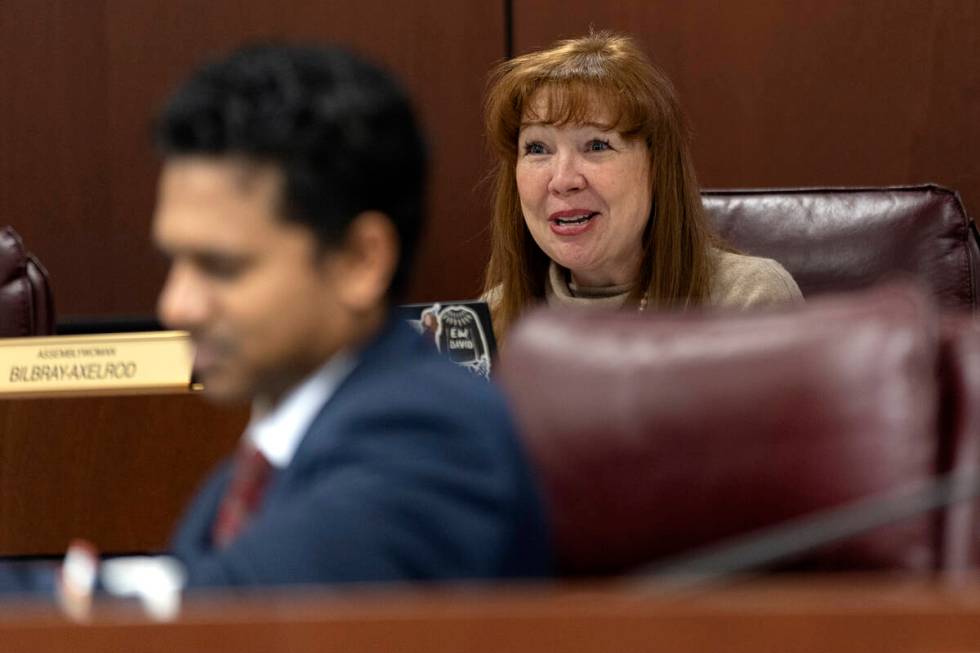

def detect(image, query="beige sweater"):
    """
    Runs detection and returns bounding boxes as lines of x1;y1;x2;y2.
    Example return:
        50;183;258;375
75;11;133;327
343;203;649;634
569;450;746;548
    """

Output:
508;249;802;312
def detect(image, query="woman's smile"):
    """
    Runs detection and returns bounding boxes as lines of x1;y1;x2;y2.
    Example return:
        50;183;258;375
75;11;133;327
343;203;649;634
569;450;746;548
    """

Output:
549;209;600;236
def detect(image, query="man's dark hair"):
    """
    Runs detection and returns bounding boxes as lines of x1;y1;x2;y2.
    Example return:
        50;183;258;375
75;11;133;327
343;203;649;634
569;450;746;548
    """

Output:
155;44;427;299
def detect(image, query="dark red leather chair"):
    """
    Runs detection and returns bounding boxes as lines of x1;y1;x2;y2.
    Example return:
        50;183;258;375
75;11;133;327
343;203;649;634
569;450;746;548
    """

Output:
0;226;55;337
497;284;969;576
937;316;980;571
703;185;978;311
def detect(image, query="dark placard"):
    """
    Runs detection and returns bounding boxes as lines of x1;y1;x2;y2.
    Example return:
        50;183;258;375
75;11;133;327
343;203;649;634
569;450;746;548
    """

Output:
396;301;496;378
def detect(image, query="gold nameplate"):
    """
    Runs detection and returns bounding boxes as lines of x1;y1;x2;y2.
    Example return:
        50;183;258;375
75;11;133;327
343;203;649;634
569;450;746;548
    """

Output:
0;331;194;397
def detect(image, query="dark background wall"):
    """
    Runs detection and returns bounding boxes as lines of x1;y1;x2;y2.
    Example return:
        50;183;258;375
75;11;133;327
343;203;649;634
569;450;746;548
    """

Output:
1;1;977;318
514;1;980;216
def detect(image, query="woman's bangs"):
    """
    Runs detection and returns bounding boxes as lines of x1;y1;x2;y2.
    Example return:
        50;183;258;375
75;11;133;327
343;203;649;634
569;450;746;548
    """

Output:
524;81;645;135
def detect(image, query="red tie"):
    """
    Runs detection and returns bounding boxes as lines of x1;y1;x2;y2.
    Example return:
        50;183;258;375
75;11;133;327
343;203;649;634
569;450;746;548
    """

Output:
211;443;274;549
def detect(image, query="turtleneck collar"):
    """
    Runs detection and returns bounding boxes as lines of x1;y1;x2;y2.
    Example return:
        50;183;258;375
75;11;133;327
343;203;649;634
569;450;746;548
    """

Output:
544;261;636;310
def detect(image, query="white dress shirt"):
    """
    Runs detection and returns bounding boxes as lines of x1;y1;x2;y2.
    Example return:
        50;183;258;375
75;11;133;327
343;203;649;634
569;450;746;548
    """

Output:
245;351;357;469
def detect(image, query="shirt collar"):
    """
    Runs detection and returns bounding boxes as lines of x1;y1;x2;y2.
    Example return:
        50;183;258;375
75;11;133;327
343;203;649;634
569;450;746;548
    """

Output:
244;350;357;468
545;261;634;307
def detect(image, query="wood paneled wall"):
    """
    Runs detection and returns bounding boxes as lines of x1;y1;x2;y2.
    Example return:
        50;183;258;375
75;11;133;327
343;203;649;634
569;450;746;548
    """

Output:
1;1;977;317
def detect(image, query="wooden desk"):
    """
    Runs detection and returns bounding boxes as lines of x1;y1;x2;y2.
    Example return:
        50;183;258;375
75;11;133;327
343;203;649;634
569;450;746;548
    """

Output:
0;393;246;556
1;578;979;652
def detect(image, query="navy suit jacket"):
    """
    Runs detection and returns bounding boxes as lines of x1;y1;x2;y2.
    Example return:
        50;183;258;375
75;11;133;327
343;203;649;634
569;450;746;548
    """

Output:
170;318;552;588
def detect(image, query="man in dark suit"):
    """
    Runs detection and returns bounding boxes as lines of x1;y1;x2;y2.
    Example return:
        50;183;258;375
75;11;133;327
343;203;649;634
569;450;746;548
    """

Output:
147;44;550;588
0;44;548;598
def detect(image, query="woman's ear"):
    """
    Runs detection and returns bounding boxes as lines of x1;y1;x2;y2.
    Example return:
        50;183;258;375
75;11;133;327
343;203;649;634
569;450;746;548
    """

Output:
328;211;400;313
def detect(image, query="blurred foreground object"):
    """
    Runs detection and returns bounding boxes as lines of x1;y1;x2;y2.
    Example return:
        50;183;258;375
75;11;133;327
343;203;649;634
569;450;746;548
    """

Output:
3;578;980;653
498;282;980;577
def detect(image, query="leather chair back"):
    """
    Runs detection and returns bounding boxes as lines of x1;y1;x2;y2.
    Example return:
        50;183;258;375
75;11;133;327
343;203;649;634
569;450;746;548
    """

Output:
703;185;978;310
497;284;952;576
0;226;55;337
937;316;980;571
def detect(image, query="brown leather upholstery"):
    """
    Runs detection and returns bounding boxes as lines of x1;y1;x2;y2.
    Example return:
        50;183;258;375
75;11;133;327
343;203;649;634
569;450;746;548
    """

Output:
703;185;979;311
0;226;55;336
497;284;956;576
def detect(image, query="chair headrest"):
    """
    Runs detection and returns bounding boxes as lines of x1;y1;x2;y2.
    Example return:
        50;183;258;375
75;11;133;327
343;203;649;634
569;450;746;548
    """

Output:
703;185;977;310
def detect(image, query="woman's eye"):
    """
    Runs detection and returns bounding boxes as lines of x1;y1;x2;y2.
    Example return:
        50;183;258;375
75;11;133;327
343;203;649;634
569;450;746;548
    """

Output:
522;141;546;155
587;139;612;152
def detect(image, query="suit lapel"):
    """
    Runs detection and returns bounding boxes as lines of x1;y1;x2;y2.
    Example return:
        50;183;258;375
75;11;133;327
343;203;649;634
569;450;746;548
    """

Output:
261;317;423;503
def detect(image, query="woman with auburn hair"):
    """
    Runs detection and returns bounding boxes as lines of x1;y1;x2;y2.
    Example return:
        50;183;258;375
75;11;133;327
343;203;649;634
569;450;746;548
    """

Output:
482;31;801;340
